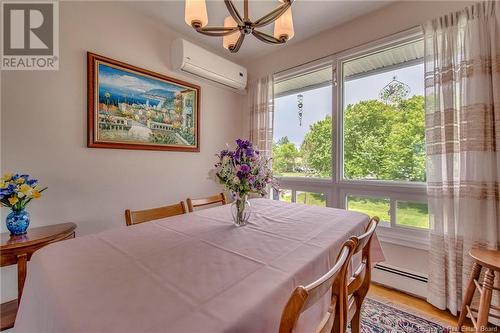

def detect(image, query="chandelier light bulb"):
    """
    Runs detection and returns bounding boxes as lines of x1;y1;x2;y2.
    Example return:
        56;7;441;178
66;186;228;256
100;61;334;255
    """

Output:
223;16;240;50
185;0;208;28
274;6;294;42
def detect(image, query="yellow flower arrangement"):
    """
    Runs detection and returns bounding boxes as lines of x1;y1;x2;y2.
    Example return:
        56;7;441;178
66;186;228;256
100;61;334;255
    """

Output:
0;173;46;211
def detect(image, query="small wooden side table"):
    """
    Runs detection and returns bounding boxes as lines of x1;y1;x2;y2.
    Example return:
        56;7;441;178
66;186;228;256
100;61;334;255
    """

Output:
0;222;76;331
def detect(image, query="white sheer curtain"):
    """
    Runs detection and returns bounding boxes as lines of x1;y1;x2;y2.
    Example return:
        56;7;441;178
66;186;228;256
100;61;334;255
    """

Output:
248;75;274;157
423;1;500;321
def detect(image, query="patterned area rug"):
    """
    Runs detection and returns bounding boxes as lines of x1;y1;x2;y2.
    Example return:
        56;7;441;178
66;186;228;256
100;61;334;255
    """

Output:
358;297;449;333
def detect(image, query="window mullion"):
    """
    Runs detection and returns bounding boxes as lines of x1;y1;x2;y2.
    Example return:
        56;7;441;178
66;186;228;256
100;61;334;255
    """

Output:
335;58;345;188
390;198;396;228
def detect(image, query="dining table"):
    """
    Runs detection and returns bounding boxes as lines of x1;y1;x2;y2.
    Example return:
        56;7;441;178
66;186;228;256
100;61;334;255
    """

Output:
14;198;384;333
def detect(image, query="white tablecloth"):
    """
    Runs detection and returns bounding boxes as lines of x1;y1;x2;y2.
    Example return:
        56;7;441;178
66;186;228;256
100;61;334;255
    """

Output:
14;199;384;333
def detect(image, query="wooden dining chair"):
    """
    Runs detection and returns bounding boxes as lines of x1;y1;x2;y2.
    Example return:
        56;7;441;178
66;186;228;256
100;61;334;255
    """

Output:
344;217;380;333
186;192;227;212
124;202;187;226
279;238;358;333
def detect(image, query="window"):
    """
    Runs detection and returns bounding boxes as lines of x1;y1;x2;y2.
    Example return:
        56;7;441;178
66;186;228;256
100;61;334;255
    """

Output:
346;195;390;223
342;39;426;183
296;191;326;207
279;189;292;203
271;29;429;247
396;201;429;229
345;194;428;230
273;189;328;207
272;65;332;178
338;34;429;241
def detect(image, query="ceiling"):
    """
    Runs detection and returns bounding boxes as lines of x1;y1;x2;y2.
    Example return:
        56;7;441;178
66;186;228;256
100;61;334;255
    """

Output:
128;0;395;63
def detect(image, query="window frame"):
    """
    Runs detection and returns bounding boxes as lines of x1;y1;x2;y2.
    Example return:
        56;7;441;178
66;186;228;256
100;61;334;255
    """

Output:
272;27;429;249
273;58;335;182
335;27;426;187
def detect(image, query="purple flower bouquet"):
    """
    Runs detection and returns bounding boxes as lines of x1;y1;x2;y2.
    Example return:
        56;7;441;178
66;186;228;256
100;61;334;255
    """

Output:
214;139;277;226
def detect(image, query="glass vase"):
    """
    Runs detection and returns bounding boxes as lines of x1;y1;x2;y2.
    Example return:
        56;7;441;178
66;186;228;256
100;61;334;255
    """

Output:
6;208;30;236
231;196;251;227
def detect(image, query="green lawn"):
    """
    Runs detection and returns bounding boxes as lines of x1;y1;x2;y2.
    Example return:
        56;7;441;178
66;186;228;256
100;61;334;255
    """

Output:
348;197;429;229
279;191;326;207
279;191;292;202
278;193;429;229
296;192;326;206
396;201;429;229
347;196;390;222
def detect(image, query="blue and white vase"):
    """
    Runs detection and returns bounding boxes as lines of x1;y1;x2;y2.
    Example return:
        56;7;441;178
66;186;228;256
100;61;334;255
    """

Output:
6;208;30;236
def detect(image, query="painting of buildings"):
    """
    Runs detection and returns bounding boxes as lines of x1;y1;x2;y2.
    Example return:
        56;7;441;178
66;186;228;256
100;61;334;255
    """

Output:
87;53;199;151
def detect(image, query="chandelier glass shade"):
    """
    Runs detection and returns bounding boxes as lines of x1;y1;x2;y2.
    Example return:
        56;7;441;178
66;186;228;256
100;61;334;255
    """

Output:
185;0;294;53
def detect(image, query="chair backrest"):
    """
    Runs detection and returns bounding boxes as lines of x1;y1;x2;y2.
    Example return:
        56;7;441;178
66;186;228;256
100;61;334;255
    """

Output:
186;192;227;212
124;202;187;226
352;217;379;257
346;217;380;317
279;238;358;333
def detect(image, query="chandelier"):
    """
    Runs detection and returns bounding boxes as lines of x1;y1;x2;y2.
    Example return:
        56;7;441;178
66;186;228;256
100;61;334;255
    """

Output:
185;0;295;53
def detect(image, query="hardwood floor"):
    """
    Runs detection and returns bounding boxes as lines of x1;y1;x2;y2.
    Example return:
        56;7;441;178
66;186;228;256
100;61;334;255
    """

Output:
368;283;462;328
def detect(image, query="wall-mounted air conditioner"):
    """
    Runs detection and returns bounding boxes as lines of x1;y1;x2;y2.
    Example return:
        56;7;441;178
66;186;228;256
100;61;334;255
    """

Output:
171;38;247;91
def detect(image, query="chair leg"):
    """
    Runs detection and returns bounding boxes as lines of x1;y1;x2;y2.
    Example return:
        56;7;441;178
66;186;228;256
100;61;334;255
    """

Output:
351;282;369;333
332;310;344;333
458;262;482;331
332;294;347;333
476;269;495;332
350;299;362;333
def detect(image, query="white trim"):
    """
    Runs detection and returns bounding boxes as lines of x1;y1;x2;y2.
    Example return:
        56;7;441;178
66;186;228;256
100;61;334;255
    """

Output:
333;26;423;63
337;179;427;190
377;227;430;250
273;58;334;83
276;177;333;185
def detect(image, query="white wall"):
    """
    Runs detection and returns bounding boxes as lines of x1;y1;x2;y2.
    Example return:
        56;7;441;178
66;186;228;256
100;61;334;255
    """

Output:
0;2;244;303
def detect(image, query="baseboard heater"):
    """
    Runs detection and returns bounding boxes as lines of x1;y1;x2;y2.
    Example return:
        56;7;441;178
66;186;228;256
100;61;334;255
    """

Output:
374;264;428;283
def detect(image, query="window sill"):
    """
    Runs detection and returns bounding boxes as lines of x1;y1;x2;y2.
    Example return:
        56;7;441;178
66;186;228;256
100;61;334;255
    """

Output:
275;177;427;193
339;179;426;187
276;177;334;186
376;226;429;251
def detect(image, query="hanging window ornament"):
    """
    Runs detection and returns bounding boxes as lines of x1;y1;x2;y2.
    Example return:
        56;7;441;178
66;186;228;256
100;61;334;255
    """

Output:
297;94;304;126
379;76;411;105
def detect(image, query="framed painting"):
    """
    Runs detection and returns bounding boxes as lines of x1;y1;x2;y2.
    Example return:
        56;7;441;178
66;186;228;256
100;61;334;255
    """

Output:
87;52;200;152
